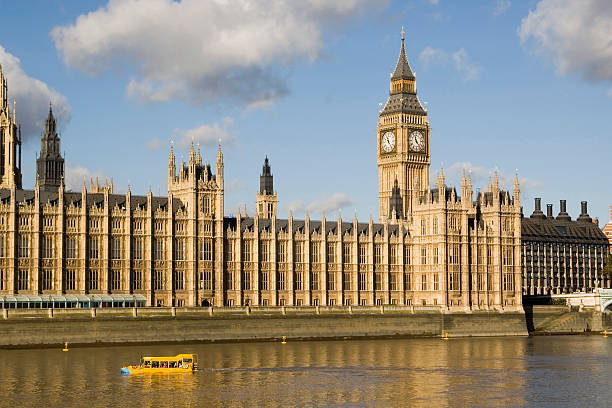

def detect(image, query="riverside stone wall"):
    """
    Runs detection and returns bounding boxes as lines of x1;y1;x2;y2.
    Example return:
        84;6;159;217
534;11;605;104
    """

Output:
526;305;604;334
0;305;605;348
0;306;526;348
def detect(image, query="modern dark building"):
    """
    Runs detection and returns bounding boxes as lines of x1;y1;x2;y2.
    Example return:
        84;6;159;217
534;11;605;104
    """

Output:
521;198;610;295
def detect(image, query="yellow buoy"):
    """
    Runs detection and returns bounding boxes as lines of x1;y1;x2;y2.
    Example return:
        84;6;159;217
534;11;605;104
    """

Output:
442;331;449;340
603;330;608;338
62;342;69;352
281;336;287;344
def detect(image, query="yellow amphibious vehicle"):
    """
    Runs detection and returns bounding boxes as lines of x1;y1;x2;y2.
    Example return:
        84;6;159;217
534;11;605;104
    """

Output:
121;354;198;374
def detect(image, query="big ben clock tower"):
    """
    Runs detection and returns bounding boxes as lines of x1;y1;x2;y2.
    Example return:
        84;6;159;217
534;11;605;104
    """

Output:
377;28;430;222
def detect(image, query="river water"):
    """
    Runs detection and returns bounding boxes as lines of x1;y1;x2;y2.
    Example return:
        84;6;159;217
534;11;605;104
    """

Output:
0;336;610;407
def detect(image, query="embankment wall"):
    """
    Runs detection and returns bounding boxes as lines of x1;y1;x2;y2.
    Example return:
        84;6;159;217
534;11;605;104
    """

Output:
0;305;606;348
526;305;607;334
0;306;526;348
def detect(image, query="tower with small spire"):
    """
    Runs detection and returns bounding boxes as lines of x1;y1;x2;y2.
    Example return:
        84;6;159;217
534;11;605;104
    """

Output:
388;179;402;220
377;27;430;222
36;104;65;191
256;156;277;219
0;64;22;189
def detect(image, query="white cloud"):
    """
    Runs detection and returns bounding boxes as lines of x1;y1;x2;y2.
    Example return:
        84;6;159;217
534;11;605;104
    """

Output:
226;178;248;194
452;48;481;81
65;163;105;192
493;0;511;16
0;45;71;142
607;87;612;97
170;117;235;150
284;193;354;216
285;200;306;214
419;46;481;81
419;46;448;66
306;193;355;215
146;138;163;152
427;0;440;5
51;0;381;106
519;0;612;81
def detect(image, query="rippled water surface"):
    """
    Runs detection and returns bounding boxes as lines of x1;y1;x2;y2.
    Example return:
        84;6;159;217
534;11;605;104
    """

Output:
1;336;611;407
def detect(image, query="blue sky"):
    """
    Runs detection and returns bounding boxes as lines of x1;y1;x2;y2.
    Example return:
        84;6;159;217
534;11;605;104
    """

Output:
0;0;610;225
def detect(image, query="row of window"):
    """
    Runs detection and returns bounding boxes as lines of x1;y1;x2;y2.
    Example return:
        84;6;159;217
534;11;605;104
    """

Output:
1;234;512;268
224;271;509;292
7;236;214;261
8;217;214;235
231;241;505;266
0;269;211;292
524;242;605;253
0;269;516;293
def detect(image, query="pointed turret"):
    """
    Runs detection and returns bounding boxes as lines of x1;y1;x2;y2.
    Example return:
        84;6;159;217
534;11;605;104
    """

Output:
0;64;7;110
216;141;224;189
260;156;273;195
0;66;22;190
381;27;425;116
256;156;277;219
36;104;64;191
388;179;403;219
436;169;445;192
513;170;520;206
168;143;176;185
188;139;196;167
391;27;415;82
493;171;500;192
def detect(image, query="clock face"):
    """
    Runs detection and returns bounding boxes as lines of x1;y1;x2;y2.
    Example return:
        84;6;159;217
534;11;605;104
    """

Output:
409;130;425;152
381;131;395;153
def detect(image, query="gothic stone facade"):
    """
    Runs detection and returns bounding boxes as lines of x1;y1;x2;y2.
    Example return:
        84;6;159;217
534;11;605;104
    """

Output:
0;38;523;310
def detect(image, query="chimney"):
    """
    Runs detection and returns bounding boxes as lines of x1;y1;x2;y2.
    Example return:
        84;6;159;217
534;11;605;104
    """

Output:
546;204;553;218
577;201;592;223
557;199;571;221
530;197;545;219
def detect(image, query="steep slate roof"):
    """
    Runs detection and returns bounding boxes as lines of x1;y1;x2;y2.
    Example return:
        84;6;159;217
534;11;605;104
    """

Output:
381;35;425;116
0;188;180;213
381;93;426;116
391;36;415;81
225;217;405;238
522;217;608;244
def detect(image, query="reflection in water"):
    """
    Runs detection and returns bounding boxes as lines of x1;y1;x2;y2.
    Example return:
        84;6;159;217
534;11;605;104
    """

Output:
0;337;610;407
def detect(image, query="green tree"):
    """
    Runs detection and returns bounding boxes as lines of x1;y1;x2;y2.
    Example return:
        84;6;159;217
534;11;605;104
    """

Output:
603;254;612;278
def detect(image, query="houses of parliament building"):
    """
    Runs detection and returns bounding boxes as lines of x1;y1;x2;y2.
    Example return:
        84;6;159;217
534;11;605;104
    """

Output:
0;35;527;310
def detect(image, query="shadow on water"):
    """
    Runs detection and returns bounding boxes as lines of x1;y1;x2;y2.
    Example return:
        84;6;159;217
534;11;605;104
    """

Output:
524;304;534;333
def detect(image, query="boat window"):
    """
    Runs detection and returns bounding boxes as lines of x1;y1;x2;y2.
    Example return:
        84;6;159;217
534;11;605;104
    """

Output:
144;361;151;367
184;358;192;363
169;361;177;368
151;361;159;368
162;361;168;368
